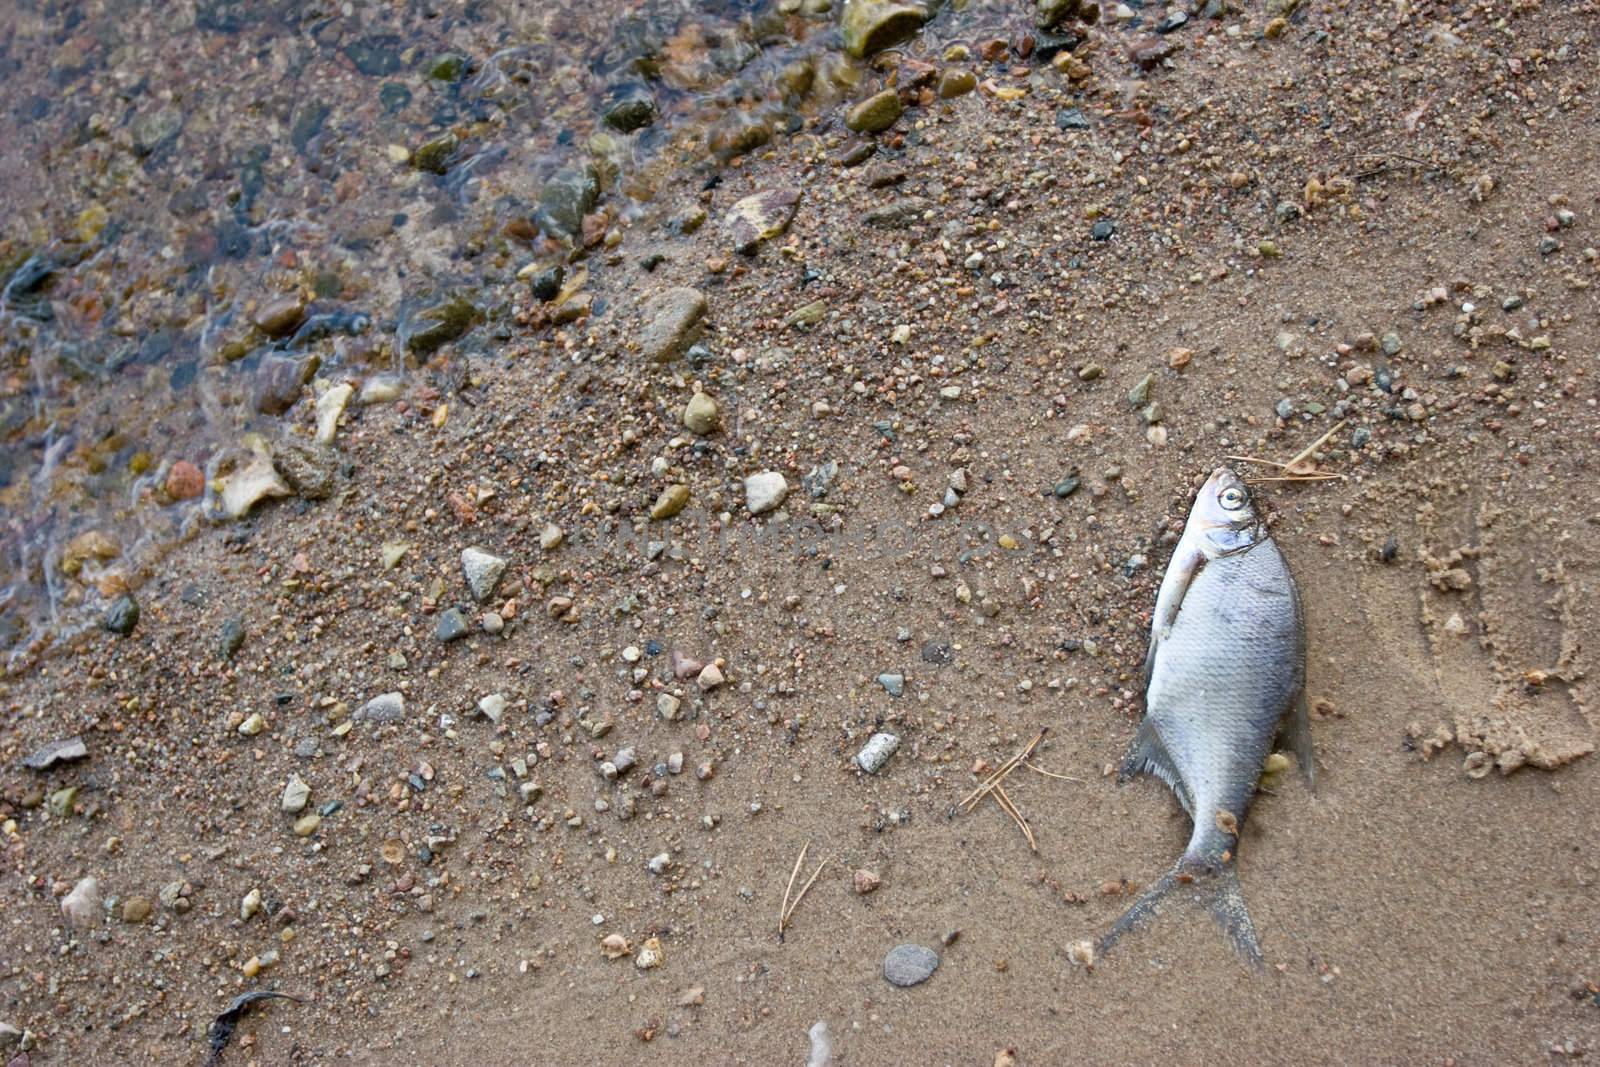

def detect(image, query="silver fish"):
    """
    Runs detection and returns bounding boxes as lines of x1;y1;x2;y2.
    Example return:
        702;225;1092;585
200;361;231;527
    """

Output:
1099;466;1314;967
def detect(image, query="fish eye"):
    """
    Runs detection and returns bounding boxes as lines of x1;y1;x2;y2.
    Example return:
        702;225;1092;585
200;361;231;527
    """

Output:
1219;487;1247;511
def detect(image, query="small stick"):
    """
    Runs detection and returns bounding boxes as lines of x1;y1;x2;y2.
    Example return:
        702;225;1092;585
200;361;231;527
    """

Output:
1023;761;1083;783
778;841;808;939
1225;454;1291;468
786;855;828;929
959;729;1047;811
993;784;1036;851
1281;418;1348;474
1246;473;1345;483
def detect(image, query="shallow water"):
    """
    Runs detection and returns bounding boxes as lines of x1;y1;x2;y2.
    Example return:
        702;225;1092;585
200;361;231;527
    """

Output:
0;0;1085;668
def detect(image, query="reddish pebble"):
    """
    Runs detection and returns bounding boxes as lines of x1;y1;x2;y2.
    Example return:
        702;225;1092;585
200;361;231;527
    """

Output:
165;460;204;501
670;649;703;680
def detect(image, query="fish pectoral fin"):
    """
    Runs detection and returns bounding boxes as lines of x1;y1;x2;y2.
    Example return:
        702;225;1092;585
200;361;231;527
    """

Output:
1118;720;1192;813
1275;691;1317;792
1139;637;1159;691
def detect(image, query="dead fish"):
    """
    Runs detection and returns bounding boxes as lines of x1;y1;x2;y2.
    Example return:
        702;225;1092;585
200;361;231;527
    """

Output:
1100;466;1314;968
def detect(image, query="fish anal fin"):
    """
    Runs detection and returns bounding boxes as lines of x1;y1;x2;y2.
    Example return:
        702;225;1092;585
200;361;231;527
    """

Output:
1118;720;1192;814
1274;691;1317;792
1096;858;1264;971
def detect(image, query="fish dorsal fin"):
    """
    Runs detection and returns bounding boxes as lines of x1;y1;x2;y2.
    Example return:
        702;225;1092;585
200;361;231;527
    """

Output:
1118;719;1193;815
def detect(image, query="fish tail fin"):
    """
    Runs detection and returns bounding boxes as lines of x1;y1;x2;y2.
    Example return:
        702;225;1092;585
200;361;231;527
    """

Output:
1096;857;1263;970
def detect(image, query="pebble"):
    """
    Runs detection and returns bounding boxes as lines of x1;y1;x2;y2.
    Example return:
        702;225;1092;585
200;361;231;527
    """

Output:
314;383;353;445
528;265;565;303
1275;397;1296;419
535;163;600;240
1091;219;1116;241
657;693;683;720
62;877;101;928
293;813;322;837
240;887;262;921
846;89;903;134
603;87;657;132
1053;476;1082;498
683;392;720;434
103;594;139;636
883;943;939;987
218;451;291;518
252;294;306;338
744;471;790;515
539;523;564;551
1055;107;1090;130
477;693;508;724
804;461;839;499
460;547;507;602
651;485;691;520
635;937;665;969
725;188;802;255
212;618;247;662
877;672;905;697
359;375;402;404
938;69;978;98
853;869;881;894
435;608;470;642
1381;331;1403;355
671;650;704;679
1127;373;1153;407
697;663;726;690
354;692;405;724
647;852;672;875
855;732;901;773
807;1021;834;1067
281;774;311;813
640;288;708;362
842;0;928;57
121;895;153;924
23;737;88;770
238;713;266;736
1076;362;1104;381
165;460;205;501
861;197;931;229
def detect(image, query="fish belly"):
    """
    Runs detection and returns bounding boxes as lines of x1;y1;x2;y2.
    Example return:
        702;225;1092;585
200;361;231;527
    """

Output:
1146;541;1301;857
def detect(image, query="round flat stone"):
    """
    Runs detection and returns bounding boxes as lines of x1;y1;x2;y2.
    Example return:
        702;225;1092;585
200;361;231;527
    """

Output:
883;943;939;987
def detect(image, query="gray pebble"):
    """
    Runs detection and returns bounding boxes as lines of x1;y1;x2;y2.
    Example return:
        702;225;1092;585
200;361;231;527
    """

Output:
435;608;470;642
354;692;405;724
103;594;139;636
854;732;901;773
883;944;939;987
877;673;905;697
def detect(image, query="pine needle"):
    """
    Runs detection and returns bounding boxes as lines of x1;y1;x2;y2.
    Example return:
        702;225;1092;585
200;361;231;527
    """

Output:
993;784;1036;852
778;841;808;939
959;729;1047;812
1023;761;1083;782
778;842;828;940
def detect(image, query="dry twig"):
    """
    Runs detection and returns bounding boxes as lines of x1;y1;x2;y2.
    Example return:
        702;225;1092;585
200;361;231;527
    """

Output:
1228;419;1349;484
1023;761;1083;783
778;841;828;941
993;784;1036;852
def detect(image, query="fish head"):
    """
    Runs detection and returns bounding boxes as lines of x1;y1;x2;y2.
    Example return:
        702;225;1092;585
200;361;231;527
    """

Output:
1187;466;1266;557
